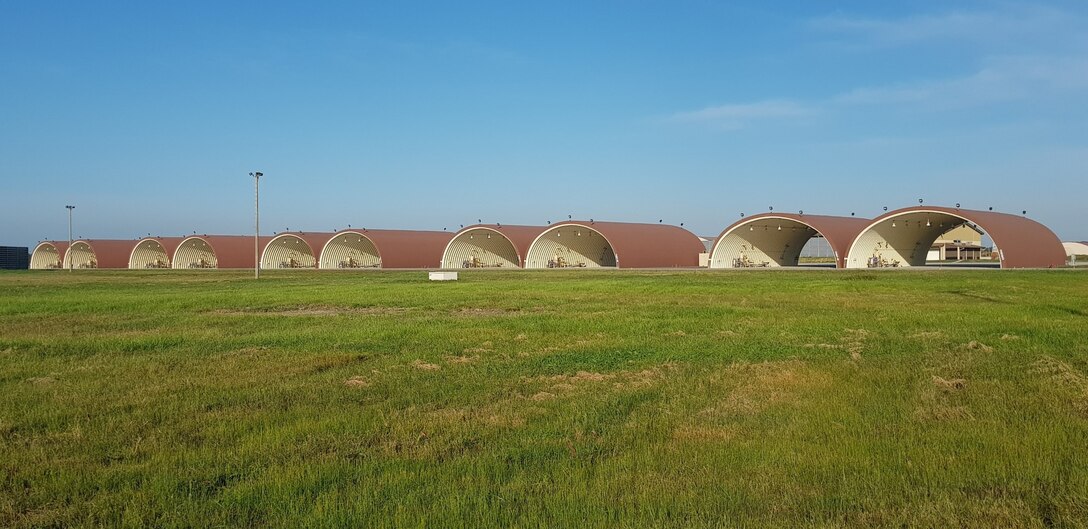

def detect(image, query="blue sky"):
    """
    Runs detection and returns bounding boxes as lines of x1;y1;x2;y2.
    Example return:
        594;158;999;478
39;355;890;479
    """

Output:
2;1;1086;248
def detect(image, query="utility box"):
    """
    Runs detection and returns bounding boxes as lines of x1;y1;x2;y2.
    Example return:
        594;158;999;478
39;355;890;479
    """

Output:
428;271;458;281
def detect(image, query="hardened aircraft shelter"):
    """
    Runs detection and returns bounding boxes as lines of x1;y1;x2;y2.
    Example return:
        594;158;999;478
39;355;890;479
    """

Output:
441;224;547;269
710;213;871;268
173;235;273;269
846;206;1066;269
524;221;703;269
129;237;185;269
30;242;69;269
57;240;137;269
261;232;333;269
321;229;454;269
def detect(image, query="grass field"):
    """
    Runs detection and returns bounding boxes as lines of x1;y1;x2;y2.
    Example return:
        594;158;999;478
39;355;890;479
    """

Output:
1;269;1087;528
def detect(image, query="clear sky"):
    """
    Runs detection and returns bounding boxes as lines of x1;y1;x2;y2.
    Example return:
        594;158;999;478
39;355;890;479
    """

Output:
2;1;1086;249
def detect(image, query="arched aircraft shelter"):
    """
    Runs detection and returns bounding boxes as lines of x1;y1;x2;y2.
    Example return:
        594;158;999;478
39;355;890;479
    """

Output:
173;235;273;269
524;221;703;269
441;225;546;268
129;237;184;269
62;240;136;269
710;213;871;268
261;232;332;269
321;229;453;269
30;242;68;269
846;206;1066;269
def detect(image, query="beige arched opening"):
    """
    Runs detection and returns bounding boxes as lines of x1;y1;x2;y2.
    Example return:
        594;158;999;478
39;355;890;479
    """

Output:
525;225;616;269
30;242;66;269
441;228;520;268
172;237;218;269
63;241;98;269
261;234;318;269
129;239;173;269
711;217;820;268
319;232;381;269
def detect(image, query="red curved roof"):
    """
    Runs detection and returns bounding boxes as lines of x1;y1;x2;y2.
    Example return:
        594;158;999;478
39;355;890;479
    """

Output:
271;232;335;254
35;241;69;255
178;235;274;269
856;206;1065;268
31;241;69;269
714;213;871;268
336;229;455;268
450;224;547;267
543;221;704;268
72;239;140;269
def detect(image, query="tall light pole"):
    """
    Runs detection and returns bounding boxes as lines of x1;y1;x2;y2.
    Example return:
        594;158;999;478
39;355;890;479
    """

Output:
251;172;263;279
65;205;75;271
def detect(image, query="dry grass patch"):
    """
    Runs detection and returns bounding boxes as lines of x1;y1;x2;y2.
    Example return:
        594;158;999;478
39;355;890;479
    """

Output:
411;360;441;371
915;375;975;422
911;331;945;340
672;424;738;443
964;340;994;353
213;305;408;317
453;307;535;317
932;376;967;392
344;376;370;388
1031;356;1088;415
702;360;832;417
524;364;678;398
444;355;480;364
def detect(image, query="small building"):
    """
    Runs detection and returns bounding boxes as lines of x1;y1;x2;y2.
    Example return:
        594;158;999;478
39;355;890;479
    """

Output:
926;224;986;261
0;246;29;270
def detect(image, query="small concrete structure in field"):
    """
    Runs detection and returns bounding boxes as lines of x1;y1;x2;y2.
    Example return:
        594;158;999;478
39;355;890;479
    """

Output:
429;271;458;281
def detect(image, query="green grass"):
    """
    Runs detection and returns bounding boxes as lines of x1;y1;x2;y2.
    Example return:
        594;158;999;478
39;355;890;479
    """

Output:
1;269;1087;528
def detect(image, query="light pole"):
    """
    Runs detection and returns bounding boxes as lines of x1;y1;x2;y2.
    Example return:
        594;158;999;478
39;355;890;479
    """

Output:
65;205;75;271
251;172;263;279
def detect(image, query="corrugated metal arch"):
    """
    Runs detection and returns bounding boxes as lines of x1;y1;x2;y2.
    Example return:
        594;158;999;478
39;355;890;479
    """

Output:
172;235;273;269
30;241;68;269
710;213;871;268
525;221;703;269
846;206;1066;268
62;240;136;269
320;231;383;268
129;237;184;269
441;225;546;269
261;233;333;269
321;229;453;269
